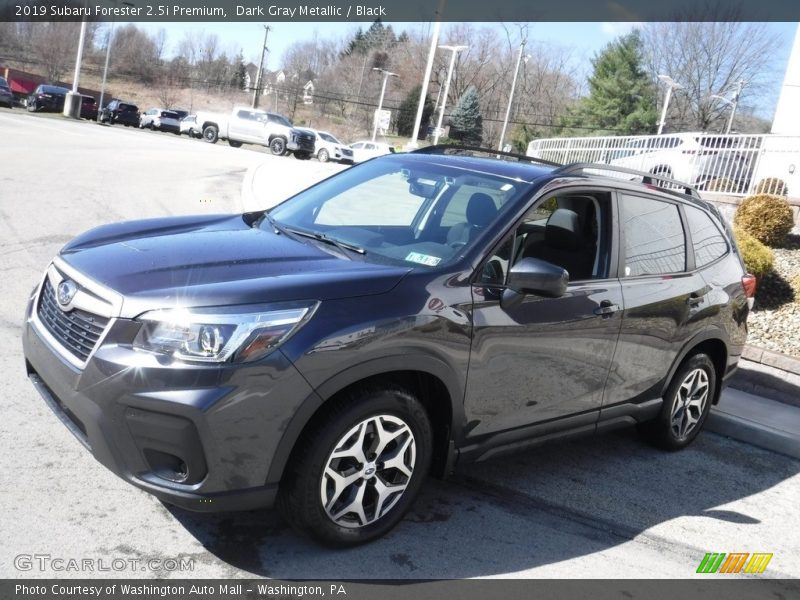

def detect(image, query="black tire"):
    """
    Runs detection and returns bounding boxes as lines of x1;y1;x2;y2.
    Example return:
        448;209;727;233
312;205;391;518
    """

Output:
269;137;287;156
639;353;716;451
278;385;432;547
228;140;243;148
318;149;330;163
294;151;312;160
202;125;219;144
27;102;37;112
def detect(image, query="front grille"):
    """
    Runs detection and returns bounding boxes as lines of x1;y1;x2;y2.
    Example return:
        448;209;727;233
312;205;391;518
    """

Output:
37;279;109;362
298;133;315;144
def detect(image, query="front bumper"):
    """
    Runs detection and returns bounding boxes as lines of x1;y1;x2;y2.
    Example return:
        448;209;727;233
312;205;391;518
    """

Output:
23;290;315;512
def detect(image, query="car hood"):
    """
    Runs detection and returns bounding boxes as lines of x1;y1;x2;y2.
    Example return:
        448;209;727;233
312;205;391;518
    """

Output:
59;214;411;318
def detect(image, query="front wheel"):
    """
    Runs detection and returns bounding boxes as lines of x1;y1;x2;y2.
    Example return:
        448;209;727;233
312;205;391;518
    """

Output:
294;151;312;160
202;125;219;144
269;137;287;156
278;386;432;547
228;140;243;148
317;149;330;163
639;353;716;450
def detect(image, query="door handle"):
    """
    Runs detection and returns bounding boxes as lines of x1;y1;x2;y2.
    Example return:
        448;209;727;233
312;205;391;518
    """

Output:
594;300;620;316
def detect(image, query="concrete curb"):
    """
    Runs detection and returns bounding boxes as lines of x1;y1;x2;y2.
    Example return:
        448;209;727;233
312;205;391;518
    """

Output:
741;345;800;376
708;388;800;460
730;346;800;407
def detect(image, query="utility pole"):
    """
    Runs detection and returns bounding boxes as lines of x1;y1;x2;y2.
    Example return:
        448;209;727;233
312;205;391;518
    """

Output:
727;79;745;134
408;0;446;149
498;38;526;151
252;25;271;110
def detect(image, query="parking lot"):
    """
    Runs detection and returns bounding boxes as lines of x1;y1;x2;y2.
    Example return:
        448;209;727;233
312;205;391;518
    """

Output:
1;108;799;580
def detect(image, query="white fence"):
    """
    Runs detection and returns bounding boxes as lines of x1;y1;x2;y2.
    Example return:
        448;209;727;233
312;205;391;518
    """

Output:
526;133;800;198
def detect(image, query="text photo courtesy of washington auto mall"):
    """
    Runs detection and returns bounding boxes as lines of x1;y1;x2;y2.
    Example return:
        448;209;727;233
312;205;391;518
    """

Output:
1;0;800;598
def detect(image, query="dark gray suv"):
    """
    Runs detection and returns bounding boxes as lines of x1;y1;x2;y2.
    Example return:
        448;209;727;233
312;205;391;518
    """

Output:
23;146;754;546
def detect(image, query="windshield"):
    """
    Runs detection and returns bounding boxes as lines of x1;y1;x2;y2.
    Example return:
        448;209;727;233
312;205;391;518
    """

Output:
319;132;338;144
267;156;525;269
269;113;292;127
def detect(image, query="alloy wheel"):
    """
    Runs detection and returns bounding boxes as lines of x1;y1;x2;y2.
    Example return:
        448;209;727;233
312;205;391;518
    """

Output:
320;414;416;529
670;368;709;440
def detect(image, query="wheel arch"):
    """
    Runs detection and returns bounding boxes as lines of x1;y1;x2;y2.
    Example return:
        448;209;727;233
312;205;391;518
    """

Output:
267;356;464;486
661;331;729;405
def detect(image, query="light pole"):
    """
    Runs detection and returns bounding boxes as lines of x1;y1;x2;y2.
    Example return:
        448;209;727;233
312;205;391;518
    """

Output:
371;68;398;141
657;74;683;135
63;19;88;118
498;38;527;152
97;22;114;120
433;44;467;145
711;80;745;134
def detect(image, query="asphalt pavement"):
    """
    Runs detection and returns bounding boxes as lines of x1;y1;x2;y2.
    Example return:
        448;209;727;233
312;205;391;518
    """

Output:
1;108;798;580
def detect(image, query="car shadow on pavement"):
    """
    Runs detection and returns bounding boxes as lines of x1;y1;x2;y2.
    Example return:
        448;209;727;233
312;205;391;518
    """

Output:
168;429;799;578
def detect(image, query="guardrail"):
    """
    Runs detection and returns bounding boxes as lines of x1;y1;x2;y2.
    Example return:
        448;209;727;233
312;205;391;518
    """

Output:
527;133;800;198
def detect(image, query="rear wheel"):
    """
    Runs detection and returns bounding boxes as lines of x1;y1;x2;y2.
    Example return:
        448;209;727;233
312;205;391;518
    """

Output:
202;125;219;144
639;353;716;450
278;386;432;547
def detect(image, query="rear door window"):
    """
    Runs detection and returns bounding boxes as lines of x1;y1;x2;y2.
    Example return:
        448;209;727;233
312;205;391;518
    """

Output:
620;195;686;276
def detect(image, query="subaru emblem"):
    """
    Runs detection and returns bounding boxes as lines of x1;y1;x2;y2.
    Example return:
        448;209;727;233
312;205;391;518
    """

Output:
57;280;78;307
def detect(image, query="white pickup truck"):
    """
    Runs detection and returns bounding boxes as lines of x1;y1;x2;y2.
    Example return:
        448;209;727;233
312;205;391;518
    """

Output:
194;106;316;158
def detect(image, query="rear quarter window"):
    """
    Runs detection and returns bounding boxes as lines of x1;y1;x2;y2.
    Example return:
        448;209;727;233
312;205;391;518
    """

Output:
684;205;728;268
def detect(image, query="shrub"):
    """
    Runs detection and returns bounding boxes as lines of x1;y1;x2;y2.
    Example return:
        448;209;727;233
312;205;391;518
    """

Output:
733;226;774;278
754;177;788;197
705;177;738;193
734;193;795;246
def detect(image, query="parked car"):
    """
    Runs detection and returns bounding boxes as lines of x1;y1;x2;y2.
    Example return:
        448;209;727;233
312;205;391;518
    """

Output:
180;114;201;138
26;84;69;112
23;146;752;547
171;109;189;121
80;95;98;120
140;108;181;134
99;100;140;127
349;140;396;163
606;133;754;191
298;128;354;163
0;76;14;108
193;106;316;158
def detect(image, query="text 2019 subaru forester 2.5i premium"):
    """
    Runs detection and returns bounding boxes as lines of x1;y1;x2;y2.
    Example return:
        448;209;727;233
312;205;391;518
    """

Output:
23;146;754;546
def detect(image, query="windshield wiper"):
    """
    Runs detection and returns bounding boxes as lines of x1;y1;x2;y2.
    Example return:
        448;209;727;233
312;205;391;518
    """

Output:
282;226;366;255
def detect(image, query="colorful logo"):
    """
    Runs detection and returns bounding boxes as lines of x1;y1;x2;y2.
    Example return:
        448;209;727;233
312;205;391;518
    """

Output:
696;553;773;574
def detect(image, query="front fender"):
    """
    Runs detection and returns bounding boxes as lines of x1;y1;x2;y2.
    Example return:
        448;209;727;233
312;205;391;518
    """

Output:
265;352;466;485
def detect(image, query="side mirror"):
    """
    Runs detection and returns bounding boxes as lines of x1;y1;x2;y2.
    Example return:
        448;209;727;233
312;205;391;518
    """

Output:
506;257;568;298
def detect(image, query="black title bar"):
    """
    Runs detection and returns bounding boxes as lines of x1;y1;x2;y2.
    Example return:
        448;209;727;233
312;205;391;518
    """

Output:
3;0;800;22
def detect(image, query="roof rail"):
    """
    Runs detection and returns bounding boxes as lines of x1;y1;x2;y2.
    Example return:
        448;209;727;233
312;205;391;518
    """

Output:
410;144;562;167
556;162;701;198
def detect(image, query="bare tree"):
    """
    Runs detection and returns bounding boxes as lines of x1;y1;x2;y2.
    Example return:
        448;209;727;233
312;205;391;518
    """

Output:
642;20;782;132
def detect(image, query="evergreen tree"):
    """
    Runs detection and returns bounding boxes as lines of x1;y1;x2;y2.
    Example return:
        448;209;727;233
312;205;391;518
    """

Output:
448;87;483;145
561;30;657;136
231;52;247;90
396;85;434;139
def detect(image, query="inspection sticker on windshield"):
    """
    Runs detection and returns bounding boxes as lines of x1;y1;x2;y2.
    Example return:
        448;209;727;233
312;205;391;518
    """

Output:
405;252;442;266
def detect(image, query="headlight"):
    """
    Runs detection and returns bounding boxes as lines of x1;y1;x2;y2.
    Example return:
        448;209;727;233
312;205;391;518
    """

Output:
133;301;318;363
